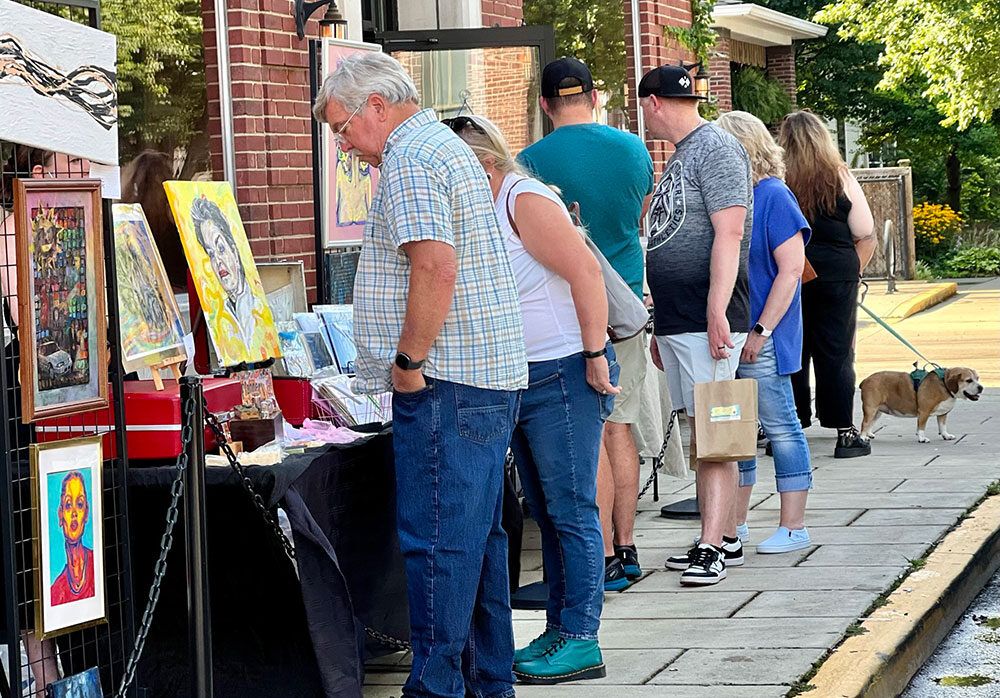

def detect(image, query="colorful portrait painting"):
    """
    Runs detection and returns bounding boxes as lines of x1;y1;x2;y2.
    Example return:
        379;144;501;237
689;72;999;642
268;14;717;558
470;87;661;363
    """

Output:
164;181;280;368
322;38;382;245
112;204;187;373
14;179;108;422
31;436;106;639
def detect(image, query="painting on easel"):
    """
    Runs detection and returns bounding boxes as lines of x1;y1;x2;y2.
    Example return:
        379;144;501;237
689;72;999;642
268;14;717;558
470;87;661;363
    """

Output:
112;204;187;380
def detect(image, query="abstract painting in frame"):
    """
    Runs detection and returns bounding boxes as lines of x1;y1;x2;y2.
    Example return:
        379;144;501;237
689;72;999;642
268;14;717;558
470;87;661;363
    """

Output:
31;435;107;640
164;180;281;369
0;0;119;165
322;38;382;246
112;204;187;373
14;178;108;423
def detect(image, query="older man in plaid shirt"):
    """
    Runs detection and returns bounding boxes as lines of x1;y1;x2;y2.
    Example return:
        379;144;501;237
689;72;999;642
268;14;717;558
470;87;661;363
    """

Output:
314;53;527;698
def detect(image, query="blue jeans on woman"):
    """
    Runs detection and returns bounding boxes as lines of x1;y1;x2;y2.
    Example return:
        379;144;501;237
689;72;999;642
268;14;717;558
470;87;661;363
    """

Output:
737;339;812;492
392;378;519;698
509;349;616;640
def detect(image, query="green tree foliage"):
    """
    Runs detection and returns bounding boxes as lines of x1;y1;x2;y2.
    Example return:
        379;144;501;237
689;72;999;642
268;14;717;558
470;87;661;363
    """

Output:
523;0;626;109
815;0;1000;129
102;0;206;164
731;67;793;124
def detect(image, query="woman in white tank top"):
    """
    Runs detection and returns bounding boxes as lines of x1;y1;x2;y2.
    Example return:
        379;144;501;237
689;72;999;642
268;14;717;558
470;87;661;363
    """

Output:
447;115;619;684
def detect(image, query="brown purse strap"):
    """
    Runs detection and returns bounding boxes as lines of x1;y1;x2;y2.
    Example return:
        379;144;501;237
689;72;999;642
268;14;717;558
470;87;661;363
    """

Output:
504;177;531;237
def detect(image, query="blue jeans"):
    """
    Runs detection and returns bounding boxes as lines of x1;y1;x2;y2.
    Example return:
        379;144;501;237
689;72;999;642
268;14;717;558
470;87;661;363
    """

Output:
509;350;613;641
392;378;519;698
737;339;812;492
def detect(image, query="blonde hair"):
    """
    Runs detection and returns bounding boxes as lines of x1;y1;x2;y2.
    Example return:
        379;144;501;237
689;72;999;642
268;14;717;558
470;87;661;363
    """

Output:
778;110;846;221
451;115;526;176
715;111;785;184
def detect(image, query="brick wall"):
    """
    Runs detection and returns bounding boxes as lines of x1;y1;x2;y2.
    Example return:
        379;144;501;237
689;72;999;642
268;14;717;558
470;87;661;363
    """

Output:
709;28;733;113
203;0;321;299
766;44;796;105
482;0;523;27
623;0;697;174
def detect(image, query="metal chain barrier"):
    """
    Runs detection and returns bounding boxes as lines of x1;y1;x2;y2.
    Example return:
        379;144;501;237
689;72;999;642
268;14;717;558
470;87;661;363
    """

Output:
636;409;678;502
202;398;412;653
115;396;197;698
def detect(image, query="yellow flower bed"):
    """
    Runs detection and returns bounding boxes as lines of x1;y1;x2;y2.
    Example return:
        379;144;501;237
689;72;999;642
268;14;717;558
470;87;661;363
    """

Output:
913;202;962;256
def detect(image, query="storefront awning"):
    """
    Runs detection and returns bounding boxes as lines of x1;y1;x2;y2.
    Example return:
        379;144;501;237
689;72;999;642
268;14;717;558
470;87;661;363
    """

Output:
711;2;827;46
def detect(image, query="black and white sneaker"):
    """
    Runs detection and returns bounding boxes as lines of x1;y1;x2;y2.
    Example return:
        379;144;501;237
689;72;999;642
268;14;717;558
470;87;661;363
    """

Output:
679;544;727;586
665;536;744;570
835;427;871;459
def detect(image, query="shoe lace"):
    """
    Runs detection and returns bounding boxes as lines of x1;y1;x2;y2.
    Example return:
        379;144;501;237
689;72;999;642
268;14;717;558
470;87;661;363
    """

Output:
688;546;719;568
541;637;567;658
530;631;556;650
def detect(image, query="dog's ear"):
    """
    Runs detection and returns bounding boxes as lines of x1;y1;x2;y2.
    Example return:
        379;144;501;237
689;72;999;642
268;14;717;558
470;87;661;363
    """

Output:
944;368;963;395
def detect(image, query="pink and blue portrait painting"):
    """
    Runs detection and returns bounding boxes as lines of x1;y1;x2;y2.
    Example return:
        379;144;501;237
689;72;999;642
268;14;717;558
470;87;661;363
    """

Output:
47;469;96;606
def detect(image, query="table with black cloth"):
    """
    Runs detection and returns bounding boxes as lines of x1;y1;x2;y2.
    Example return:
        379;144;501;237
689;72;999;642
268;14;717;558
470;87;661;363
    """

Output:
127;431;408;698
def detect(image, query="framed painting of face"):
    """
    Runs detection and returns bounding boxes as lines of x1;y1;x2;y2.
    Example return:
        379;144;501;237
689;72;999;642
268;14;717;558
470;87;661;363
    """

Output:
164;181;281;369
111;204;187;373
30;435;106;639
13;178;109;423
322;38;382;246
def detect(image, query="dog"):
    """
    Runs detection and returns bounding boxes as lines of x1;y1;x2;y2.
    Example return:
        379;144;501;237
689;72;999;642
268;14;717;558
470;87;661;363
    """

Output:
860;367;984;443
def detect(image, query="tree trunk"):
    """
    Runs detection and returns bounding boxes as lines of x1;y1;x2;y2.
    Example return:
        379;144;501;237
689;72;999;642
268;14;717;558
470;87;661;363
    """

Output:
946;147;961;212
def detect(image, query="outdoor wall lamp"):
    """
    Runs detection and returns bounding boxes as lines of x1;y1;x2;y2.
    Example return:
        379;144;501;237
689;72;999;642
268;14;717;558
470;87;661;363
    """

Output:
679;60;711;100
295;0;349;40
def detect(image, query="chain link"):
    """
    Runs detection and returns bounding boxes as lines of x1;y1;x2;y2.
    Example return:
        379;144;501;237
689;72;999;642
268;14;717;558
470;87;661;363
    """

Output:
115;398;197;698
202;398;412;652
636;410;678;502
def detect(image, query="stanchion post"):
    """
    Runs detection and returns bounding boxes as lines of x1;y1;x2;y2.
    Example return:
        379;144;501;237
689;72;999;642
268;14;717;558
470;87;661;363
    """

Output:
180;377;213;698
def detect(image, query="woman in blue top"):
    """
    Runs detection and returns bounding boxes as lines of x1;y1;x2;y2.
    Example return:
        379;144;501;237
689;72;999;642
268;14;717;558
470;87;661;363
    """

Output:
716;111;813;554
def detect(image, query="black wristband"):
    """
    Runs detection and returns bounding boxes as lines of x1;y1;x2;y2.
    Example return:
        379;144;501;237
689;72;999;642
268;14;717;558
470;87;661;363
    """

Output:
582;347;607;359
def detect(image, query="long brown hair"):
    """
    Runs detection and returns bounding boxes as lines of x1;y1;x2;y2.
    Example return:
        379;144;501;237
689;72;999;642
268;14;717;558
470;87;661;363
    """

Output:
778;111;845;221
120;150;187;290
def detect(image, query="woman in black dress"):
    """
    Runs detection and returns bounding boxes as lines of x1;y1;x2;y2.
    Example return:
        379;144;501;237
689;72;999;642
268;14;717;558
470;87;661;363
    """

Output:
779;111;876;458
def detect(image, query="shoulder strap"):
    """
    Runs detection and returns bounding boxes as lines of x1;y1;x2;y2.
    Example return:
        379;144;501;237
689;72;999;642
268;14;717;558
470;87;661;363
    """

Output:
504;177;531;237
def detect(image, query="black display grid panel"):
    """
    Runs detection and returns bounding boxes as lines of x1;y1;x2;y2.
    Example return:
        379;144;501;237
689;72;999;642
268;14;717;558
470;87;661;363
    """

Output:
0;3;135;697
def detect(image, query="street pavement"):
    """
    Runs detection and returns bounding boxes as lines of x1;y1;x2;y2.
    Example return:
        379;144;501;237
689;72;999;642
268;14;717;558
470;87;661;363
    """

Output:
364;277;1000;697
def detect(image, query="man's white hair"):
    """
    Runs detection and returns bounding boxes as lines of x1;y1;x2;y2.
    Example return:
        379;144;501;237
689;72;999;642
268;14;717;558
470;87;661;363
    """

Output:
313;52;419;122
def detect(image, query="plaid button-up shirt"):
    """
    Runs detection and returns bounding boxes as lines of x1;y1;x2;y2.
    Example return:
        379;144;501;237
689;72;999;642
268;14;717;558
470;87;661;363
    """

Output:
352;109;528;394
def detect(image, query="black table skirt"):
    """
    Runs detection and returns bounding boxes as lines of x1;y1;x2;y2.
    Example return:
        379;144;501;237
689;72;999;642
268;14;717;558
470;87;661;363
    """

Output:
128;432;408;698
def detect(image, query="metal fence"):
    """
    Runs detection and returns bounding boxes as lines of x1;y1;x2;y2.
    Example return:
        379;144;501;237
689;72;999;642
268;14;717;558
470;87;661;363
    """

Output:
851;166;915;281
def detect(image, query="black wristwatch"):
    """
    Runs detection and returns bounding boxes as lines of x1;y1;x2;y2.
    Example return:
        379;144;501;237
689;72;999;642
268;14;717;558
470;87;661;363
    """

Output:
582;347;607;359
394;352;425;371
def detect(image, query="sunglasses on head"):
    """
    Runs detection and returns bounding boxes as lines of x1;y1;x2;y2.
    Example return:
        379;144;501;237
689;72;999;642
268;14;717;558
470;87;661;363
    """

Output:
442;116;486;135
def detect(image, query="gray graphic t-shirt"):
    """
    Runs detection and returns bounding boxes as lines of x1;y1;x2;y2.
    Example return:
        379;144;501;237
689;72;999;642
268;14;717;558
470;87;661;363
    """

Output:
646;123;753;335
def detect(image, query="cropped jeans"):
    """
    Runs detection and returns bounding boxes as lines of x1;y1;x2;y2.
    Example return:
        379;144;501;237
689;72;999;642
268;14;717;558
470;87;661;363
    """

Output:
392;378;519;698
737;339;812;492
508;348;617;641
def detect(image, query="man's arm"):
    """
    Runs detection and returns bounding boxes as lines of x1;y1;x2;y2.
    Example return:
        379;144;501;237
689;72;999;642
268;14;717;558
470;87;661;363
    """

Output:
393;240;457;391
707;205;747;360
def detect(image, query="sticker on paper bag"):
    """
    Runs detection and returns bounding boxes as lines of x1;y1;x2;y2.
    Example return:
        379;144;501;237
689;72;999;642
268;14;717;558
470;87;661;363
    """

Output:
709;404;741;422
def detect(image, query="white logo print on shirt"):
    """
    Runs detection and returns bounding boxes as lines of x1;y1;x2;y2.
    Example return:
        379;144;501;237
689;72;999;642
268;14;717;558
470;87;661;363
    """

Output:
647;159;686;250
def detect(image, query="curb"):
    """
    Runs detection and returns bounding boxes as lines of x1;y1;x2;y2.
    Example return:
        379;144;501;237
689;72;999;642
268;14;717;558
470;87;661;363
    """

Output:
885;282;958;320
804;495;1000;698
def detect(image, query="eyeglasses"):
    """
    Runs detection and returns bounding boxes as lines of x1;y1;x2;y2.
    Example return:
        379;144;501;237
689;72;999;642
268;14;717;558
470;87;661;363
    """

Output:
333;101;366;145
442;116;486;135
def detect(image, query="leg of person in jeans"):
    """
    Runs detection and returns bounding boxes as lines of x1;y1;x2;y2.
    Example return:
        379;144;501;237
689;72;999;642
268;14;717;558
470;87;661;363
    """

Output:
511;353;606;683
736;339;813;553
393;379;518;698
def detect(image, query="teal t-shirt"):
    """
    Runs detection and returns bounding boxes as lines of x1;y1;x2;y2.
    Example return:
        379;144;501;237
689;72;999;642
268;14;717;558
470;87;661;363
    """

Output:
517;123;654;298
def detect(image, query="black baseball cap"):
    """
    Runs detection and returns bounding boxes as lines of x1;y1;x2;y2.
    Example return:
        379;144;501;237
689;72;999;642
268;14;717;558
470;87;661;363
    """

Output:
638;65;706;100
541;57;594;98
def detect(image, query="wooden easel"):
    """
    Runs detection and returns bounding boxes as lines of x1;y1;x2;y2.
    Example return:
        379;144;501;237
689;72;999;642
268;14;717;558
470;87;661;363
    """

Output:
149;355;186;391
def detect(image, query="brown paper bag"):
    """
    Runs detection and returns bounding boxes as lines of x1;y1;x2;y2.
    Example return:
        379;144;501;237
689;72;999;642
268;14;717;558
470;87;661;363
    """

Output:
693;373;758;462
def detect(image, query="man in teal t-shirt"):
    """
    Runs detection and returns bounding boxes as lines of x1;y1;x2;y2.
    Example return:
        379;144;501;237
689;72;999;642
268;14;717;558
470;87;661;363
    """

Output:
517;57;654;597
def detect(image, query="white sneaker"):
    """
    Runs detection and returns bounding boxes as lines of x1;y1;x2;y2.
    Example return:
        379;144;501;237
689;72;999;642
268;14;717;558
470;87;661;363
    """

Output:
756;526;811;554
667;536;743;569
679;544;727;586
694;523;749;546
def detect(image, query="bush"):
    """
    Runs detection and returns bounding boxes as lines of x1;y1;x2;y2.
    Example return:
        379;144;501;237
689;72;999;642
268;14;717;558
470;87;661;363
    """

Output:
939;245;1000;277
731;67;793;124
913;202;963;260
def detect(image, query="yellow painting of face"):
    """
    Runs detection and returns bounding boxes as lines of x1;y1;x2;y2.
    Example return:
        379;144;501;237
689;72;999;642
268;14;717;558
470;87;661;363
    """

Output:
164;181;281;367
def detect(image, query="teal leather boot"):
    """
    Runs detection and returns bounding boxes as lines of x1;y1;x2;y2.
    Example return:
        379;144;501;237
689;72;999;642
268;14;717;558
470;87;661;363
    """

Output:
513;637;606;685
512;627;559;665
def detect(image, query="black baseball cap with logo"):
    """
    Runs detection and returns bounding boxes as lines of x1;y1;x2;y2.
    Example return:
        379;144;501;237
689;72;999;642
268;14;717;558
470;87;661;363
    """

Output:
638;65;706;101
541;57;594;98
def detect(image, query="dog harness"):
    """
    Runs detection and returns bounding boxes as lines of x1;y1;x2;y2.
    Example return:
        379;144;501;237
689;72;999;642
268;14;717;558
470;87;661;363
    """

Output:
910;365;949;395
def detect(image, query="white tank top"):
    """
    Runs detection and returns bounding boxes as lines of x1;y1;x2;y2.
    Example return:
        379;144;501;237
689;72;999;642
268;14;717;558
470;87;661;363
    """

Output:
495;173;585;362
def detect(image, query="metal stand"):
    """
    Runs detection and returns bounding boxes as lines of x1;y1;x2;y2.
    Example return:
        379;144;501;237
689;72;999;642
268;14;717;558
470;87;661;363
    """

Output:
181;377;213;698
660;495;700;519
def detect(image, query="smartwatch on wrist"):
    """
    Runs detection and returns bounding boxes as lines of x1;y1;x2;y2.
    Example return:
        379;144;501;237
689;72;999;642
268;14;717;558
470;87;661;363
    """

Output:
582;347;607;359
752;323;772;338
394;352;425;371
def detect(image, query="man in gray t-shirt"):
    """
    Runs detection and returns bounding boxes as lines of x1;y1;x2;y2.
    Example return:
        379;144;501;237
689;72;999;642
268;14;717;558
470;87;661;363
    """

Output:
640;65;753;587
